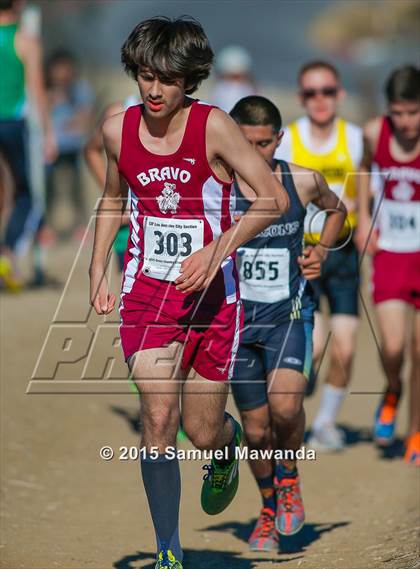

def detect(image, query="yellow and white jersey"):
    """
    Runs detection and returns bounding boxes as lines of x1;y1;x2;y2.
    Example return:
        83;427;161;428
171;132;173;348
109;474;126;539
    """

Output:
275;116;363;244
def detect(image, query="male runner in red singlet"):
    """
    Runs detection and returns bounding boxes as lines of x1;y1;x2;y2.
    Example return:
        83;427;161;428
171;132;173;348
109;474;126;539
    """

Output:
356;65;420;466
88;17;289;569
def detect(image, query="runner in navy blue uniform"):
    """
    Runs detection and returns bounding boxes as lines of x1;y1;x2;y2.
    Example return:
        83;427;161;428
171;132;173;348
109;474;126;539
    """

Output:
230;96;346;550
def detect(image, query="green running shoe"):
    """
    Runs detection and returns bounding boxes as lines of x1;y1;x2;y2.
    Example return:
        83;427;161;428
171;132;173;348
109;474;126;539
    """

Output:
155;545;183;569
177;427;188;443
201;418;242;515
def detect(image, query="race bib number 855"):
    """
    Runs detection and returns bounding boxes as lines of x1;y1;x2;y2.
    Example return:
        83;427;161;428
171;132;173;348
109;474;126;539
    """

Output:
237;247;290;303
142;216;204;281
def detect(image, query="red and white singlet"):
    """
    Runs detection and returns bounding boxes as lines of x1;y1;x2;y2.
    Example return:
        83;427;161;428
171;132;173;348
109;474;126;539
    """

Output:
117;100;242;379
118;100;238;303
371;116;420;308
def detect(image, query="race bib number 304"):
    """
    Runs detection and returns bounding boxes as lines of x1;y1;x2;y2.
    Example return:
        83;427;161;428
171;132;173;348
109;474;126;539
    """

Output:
237;247;290;303
378;199;420;253
142;216;204;281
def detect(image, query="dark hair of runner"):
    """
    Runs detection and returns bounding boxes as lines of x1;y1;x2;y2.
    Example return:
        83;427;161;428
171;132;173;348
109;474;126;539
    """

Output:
385;65;420;103
230;96;282;133
298;60;340;84
121;16;214;94
0;0;15;10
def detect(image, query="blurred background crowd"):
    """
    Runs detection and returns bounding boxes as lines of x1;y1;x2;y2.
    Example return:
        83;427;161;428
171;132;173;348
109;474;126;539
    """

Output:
0;0;418;288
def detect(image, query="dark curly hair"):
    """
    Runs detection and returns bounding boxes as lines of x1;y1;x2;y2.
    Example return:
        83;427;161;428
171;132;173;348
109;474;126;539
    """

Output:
121;16;214;94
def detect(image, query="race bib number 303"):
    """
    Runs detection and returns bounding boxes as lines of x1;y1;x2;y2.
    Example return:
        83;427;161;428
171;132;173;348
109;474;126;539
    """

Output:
142;216;204;281
237;247;290;303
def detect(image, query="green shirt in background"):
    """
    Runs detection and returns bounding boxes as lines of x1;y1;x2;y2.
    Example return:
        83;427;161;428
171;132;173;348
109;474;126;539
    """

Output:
0;23;26;120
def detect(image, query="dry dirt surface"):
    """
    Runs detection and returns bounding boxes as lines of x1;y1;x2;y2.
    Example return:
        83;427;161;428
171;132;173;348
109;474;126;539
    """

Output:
1;242;419;569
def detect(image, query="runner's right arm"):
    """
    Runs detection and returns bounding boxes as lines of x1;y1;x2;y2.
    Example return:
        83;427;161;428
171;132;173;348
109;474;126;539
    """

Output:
84;103;124;188
89;113;127;314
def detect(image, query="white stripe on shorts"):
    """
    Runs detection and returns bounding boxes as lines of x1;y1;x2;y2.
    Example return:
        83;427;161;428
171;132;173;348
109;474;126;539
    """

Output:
228;300;242;380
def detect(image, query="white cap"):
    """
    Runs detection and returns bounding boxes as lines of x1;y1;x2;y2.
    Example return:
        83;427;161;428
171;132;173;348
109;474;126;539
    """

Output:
216;45;252;74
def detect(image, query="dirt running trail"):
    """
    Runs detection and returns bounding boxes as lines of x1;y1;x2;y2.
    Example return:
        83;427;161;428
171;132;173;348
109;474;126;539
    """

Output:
1;243;418;569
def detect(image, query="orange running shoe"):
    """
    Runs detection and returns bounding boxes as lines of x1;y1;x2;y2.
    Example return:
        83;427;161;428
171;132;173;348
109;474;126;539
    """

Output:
248;507;279;552
373;390;401;446
404;432;420;466
274;474;305;536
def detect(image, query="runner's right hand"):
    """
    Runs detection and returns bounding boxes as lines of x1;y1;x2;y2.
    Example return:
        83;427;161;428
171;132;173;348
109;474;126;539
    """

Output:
89;268;116;314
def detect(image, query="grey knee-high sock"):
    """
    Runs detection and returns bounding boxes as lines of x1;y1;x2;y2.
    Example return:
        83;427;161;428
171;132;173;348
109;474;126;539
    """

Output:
140;453;182;560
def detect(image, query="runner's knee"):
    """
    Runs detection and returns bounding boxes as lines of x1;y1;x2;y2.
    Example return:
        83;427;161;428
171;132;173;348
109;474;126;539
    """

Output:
381;342;405;368
183;417;223;450
329;315;358;368
271;396;302;425
330;340;354;370
142;405;179;439
242;413;271;450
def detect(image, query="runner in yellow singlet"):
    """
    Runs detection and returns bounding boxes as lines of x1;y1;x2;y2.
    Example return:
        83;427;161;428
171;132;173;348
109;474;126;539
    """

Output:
276;60;363;451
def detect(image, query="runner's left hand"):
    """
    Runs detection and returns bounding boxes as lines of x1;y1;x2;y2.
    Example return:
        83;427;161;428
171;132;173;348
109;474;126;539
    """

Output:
297;245;327;280
175;241;221;294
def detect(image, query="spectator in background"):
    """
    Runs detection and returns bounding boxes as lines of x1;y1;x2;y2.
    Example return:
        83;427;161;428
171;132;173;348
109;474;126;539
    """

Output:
44;49;94;239
211;45;257;112
0;0;56;291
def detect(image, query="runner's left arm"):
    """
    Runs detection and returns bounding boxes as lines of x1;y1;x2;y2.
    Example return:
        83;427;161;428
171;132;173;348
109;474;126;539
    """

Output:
297;170;347;280
175;109;289;293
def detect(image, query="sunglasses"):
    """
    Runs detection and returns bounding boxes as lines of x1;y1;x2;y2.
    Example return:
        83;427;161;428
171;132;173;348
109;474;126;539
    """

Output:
301;86;338;100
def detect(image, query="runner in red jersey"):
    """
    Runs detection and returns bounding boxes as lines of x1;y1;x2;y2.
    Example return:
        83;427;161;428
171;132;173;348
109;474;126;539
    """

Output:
118;100;243;375
356;65;420;466
88;17;289;568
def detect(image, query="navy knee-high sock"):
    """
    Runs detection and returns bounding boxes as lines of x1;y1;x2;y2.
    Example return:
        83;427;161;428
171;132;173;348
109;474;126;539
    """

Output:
140;453;182;560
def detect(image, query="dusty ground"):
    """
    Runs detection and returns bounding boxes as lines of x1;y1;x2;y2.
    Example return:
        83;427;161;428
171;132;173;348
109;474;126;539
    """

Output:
1;241;419;569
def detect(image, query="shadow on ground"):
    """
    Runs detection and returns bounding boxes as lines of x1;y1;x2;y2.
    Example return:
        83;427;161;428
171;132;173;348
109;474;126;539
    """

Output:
303;424;373;447
201;519;350;554
110;405;141;434
338;424;373;446
375;437;405;460
113;548;302;568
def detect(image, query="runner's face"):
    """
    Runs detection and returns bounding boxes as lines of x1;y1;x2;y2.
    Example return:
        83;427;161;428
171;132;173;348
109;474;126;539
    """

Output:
388;100;420;142
137;69;185;117
239;124;282;163
299;68;343;126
